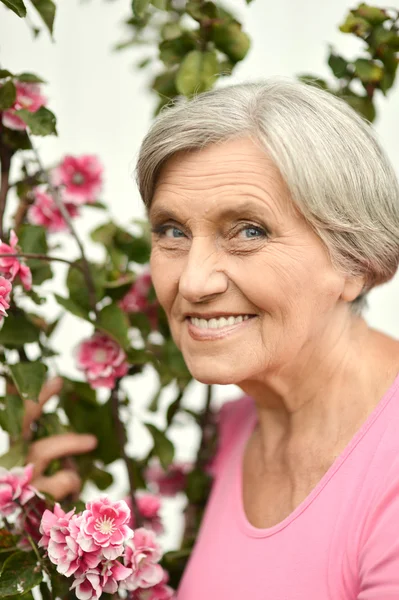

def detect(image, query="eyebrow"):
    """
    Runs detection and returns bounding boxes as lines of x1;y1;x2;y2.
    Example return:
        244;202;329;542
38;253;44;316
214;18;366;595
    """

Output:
148;198;274;223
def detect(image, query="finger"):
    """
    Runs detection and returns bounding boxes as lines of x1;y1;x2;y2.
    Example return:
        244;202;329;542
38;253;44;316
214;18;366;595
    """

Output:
33;469;82;500
26;432;97;478
22;377;64;440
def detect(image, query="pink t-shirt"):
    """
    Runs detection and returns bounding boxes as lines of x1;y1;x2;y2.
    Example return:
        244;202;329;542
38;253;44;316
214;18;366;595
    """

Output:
177;372;399;599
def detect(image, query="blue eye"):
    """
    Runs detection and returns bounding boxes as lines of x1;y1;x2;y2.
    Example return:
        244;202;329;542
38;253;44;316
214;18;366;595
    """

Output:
239;226;266;239
164;226;185;238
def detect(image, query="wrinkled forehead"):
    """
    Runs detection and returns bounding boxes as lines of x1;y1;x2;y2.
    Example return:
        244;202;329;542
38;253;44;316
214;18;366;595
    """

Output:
150;137;296;220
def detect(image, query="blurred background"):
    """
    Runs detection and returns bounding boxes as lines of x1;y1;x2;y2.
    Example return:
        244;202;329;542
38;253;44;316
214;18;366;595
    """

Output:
0;0;398;550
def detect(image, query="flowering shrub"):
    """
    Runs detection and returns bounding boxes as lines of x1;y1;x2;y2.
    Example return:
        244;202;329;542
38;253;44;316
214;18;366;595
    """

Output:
0;0;398;598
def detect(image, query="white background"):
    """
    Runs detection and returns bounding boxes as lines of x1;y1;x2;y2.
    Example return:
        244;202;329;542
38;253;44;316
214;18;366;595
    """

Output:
0;0;398;550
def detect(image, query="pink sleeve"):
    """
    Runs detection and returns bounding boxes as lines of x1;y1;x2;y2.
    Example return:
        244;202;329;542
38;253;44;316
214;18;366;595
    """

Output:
357;458;399;598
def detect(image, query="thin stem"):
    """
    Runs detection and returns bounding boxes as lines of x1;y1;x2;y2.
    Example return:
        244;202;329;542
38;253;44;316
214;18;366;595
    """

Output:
110;382;143;528
27;136;98;318
0;252;85;272
195;384;213;470
0;117;12;240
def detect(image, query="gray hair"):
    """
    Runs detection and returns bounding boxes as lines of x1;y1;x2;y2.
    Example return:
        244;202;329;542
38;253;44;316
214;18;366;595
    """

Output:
135;78;399;314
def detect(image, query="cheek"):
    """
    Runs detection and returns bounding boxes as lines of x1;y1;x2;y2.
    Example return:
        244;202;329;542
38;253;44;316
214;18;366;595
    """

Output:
150;250;179;313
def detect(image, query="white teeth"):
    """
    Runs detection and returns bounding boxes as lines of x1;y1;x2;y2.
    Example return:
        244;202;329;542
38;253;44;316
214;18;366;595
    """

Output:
190;315;252;329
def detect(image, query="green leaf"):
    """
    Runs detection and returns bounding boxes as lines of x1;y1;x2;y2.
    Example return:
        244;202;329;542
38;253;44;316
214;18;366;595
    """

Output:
0;440;26;469
339;91;376;122
152;70;178;102
186;1;218;22
91;222;118;245
0;81;16;110
354;58;384;83
66;261;104;311
114;229;151;264
328;51;349;79
0;552;43;596
97;303;130;349
3;395;24;438
355;3;388;25
0;530;18;551
60;382;121;465
30;0;56;35
0;312;41;346
132;0;150;18
88;465;114;490
175;50;219;96
145;423;174;469
0;70;13;79
15;72;46;83
16;107;57;136
161;22;182;41
54;294;90;320
0;0;26;18
211;22;250;63
9;361;47;401
159;35;196;68
298;74;329;90
339;13;370;36
151;0;167;8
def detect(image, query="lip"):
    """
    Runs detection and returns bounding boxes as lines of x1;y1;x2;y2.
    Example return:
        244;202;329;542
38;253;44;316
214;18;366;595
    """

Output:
186;315;256;341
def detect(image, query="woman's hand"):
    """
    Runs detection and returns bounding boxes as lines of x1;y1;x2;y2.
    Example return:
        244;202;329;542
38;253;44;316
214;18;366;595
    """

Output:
22;376;98;500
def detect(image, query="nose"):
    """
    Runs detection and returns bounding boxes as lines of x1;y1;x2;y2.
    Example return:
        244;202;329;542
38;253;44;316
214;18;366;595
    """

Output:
178;238;228;303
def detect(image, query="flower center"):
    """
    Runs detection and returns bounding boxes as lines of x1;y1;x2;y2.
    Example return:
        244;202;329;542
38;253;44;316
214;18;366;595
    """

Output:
72;172;85;185
94;516;116;535
94;349;107;363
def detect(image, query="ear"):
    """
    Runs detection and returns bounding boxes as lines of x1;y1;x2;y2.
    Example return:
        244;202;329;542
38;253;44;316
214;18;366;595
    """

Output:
341;275;366;303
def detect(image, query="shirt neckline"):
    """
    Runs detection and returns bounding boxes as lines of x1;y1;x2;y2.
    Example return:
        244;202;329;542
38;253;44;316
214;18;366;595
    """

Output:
234;370;399;538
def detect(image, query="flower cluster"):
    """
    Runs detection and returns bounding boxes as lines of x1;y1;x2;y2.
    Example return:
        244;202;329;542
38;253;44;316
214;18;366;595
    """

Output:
75;332;129;389
0;464;40;517
39;497;168;600
128;492;164;535
119;270;159;330
145;459;192;497
1;81;46;131
0;229;32;291
28;154;103;233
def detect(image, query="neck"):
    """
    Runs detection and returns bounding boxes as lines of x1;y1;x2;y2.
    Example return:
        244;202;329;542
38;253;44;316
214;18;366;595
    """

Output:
238;312;394;459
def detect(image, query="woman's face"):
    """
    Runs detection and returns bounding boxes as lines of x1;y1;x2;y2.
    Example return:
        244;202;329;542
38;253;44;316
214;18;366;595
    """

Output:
149;137;357;385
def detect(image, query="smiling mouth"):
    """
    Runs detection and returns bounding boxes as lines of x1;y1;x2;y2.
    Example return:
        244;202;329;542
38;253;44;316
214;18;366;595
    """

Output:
187;314;255;330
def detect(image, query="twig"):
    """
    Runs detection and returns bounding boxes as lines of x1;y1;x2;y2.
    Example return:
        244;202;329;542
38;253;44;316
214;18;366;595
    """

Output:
110;382;143;528
195;384;213;470
0;252;85;271
27;136;98;317
0;118;13;240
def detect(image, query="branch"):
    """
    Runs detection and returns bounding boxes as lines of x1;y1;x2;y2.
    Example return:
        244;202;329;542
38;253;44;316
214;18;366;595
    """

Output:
0;252;85;271
0;117;13;240
110;382;144;528
27;136;98;317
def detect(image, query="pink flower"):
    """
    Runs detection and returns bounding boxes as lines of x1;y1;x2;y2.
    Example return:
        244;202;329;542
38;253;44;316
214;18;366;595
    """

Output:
0;464;39;516
51;155;103;204
145;460;192;497
127;493;164;535
76;332;129;389
71;561;133;600
70;569;103;600
0;276;11;319
0;230;32;290
130;570;175;599
122;528;164;591
78;497;133;560
119;271;159;330
14;496;47;550
2;81;47;131
28;188;79;232
39;507;102;577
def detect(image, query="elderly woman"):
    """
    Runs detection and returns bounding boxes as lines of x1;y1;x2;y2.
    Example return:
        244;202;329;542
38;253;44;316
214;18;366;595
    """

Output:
27;78;399;599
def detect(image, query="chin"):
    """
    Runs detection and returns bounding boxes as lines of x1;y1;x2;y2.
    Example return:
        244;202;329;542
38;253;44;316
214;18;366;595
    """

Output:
184;358;245;386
